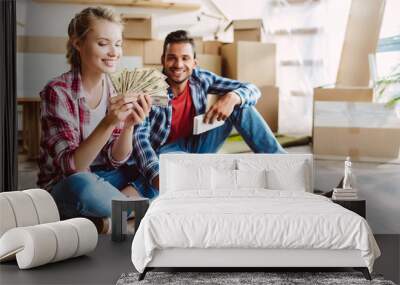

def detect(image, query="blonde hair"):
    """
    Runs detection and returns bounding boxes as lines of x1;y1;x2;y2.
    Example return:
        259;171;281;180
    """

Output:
66;6;123;69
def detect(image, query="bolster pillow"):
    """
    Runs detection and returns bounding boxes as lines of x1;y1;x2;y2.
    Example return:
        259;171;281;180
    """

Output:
0;218;98;269
0;189;60;237
0;189;98;269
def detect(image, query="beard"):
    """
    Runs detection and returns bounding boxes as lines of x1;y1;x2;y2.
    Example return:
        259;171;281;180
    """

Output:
164;68;191;85
169;76;190;85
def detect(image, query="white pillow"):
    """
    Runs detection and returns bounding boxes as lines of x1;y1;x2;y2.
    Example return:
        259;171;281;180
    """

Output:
167;162;212;191
236;169;268;189
266;162;308;191
212;168;237;190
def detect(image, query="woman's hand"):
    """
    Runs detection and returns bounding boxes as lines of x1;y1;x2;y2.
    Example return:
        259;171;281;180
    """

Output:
103;94;136;127
109;93;152;163
124;94;152;129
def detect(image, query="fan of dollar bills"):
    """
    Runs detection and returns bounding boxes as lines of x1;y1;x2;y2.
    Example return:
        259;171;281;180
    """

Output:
110;68;169;107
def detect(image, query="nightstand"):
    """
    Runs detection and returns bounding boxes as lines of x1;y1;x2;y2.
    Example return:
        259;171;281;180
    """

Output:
332;199;366;218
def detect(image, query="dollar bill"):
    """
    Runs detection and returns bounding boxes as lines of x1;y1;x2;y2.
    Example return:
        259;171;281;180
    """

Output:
110;68;169;107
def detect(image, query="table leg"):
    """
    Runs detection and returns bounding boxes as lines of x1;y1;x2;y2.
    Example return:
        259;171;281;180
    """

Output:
112;198;149;242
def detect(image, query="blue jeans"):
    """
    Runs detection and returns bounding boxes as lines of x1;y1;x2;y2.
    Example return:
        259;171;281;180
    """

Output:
50;164;138;219
133;106;286;198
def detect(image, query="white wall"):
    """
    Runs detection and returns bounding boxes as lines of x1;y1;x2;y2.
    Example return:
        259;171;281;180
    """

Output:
315;159;400;234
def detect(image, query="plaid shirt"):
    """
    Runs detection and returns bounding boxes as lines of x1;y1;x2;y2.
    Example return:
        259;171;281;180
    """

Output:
132;68;261;183
37;70;129;190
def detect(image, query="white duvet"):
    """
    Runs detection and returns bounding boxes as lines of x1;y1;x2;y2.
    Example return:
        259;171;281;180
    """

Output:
131;190;380;273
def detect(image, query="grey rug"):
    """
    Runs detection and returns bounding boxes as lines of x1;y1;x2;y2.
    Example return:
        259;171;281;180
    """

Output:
116;271;396;285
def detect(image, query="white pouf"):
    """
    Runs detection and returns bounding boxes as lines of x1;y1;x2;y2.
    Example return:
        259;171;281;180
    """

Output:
0;189;98;269
0;219;98;269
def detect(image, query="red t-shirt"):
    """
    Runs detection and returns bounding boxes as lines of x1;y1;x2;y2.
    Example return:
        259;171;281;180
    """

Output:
167;82;196;143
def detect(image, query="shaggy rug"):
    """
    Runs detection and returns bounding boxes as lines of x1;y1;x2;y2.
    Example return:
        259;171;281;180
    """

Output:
116;271;396;285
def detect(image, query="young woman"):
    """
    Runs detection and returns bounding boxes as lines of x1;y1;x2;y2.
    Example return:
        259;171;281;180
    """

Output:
37;7;151;232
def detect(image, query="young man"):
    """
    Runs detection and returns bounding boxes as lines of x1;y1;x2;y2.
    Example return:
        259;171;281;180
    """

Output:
131;30;285;198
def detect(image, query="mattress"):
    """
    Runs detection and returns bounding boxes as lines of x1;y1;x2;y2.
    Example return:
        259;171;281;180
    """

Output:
131;190;380;273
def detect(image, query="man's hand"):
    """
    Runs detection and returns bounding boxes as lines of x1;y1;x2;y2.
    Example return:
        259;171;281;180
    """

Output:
203;92;241;124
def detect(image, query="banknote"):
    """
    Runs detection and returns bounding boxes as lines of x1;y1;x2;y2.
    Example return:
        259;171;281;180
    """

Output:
110;68;169;107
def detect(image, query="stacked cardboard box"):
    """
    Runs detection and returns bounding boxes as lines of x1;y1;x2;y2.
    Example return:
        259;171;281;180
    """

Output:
122;14;153;40
313;87;400;162
122;39;144;57
256;86;279;132
231;19;265;42
143;40;163;65
203;41;223;55
312;0;393;162
221;42;276;86
196;54;221;75
221;41;278;131
192;37;204;54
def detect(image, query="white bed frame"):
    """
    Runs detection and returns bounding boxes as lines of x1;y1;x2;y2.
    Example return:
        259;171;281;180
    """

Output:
139;154;371;280
148;249;365;268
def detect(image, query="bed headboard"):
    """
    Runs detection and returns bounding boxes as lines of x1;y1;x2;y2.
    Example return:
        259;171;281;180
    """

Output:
159;154;314;194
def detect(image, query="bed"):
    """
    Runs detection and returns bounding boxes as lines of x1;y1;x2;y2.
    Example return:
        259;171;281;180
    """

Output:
131;154;380;280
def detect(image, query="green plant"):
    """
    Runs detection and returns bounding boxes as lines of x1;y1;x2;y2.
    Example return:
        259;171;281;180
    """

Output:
375;63;400;107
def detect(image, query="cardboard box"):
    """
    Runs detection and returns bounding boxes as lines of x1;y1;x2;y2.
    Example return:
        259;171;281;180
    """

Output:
122;14;153;40
313;127;400;162
122;39;144;57
221;42;276;86
208;86;278;132
197;54;221;75
336;0;385;86
203;41;222;55
232;19;264;42
313;100;400;162
17;36;67;54
256;86;279;132
193;37;204;54
143;64;163;72
313;87;373;102
144;40;163;64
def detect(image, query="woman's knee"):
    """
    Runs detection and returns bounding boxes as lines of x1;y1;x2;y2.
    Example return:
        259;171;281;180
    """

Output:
50;172;99;218
51;172;102;211
61;172;101;195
